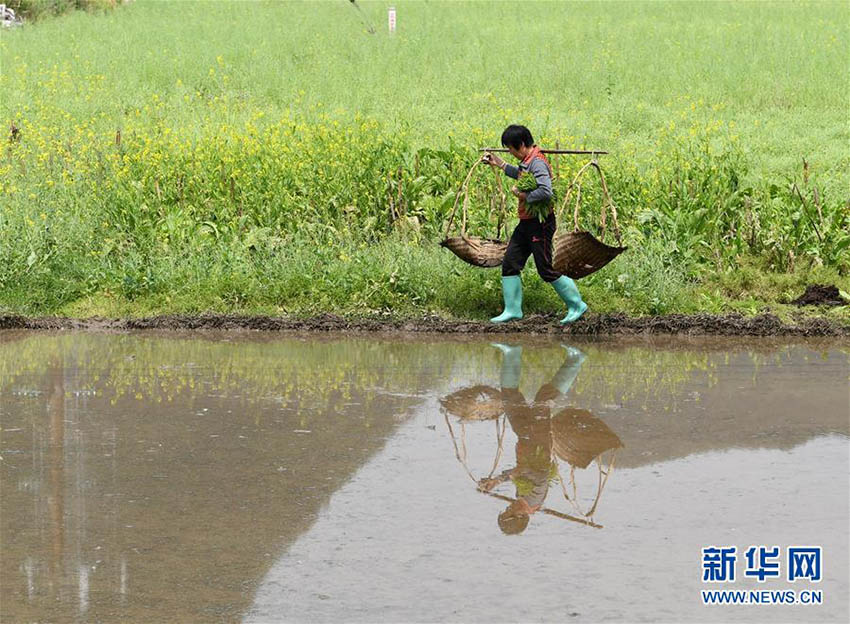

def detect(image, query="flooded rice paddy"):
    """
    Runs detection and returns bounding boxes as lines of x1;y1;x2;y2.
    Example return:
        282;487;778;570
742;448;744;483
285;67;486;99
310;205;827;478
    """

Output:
1;332;848;623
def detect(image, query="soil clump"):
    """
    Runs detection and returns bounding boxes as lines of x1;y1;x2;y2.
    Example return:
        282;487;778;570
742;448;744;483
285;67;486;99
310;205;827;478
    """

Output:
791;284;845;307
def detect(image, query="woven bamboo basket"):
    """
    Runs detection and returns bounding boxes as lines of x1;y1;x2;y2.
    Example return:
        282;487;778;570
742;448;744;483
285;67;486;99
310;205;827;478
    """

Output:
553;161;627;279
440;159;509;268
439;385;503;422
551;408;623;468
440;237;507;268
440;385;509;484
551;407;622;520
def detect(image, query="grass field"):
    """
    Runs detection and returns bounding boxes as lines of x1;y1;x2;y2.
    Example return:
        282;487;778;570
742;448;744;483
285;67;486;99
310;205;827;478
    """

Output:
1;0;848;320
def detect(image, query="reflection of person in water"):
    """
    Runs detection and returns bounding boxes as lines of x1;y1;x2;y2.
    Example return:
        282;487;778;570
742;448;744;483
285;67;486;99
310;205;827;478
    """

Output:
478;344;586;535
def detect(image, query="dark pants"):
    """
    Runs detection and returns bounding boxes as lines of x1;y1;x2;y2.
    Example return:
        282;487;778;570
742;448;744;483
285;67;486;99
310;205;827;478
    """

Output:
501;212;561;282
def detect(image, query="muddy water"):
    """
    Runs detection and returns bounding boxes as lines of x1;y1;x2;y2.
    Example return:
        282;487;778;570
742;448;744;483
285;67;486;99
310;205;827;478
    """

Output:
1;333;847;623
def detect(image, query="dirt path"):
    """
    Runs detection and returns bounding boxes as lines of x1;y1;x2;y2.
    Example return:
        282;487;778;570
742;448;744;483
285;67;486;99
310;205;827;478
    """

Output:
1;312;847;336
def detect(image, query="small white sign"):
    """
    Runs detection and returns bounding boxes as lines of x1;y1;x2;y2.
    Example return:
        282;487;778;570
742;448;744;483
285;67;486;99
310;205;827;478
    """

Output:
388;6;396;33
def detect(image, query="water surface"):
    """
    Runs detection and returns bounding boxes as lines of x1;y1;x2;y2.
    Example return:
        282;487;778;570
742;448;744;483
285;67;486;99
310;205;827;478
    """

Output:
1;332;848;622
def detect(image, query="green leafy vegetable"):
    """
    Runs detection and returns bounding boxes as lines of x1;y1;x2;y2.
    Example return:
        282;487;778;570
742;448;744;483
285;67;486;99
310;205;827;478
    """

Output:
516;172;553;222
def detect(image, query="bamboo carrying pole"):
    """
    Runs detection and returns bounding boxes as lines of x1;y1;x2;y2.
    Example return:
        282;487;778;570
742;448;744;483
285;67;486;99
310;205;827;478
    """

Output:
479;147;608;155
478;489;603;529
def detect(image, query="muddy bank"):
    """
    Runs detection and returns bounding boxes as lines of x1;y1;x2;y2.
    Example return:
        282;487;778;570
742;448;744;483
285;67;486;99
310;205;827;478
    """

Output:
1;312;848;336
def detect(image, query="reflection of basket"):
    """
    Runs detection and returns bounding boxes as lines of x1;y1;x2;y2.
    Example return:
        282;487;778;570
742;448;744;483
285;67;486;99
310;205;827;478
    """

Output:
440;385;507;483
553;160;627;279
440;159;509;268
552;408;623;468
552;408;623;519
439;385;503;421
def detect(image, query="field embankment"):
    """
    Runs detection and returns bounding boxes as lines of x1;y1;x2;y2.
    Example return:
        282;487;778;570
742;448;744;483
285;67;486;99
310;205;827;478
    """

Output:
1;311;848;337
1;1;848;323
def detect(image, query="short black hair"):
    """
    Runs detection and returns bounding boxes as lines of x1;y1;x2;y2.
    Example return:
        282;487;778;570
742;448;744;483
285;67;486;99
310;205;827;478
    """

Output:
498;509;530;535
501;125;534;150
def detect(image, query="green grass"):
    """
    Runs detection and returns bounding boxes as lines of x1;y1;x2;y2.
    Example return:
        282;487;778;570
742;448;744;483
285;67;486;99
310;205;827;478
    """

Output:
1;0;848;320
4;0;846;180
3;233;846;324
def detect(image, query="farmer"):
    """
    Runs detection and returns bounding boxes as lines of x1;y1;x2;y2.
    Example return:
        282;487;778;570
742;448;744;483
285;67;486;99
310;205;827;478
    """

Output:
478;343;587;534
483;125;587;324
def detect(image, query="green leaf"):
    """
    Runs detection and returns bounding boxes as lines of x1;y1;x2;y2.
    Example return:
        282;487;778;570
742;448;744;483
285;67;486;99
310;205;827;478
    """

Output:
244;226;272;250
198;221;219;238
833;237;850;253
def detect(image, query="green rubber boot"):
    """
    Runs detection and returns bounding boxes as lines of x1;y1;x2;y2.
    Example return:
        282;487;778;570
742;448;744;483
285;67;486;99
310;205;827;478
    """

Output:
549;345;587;394
490;276;523;323
550;276;588;324
491;343;522;389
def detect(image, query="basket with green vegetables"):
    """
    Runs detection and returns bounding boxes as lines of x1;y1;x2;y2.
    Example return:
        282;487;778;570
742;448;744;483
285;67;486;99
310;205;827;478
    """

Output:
516;171;553;222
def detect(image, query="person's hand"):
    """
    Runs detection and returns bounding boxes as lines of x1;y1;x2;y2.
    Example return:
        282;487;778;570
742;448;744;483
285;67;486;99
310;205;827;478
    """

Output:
482;152;505;169
510;186;526;200
478;477;500;492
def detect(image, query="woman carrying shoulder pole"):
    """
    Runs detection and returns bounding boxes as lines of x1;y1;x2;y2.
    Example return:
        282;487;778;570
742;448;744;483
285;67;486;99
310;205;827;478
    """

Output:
483;125;588;325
